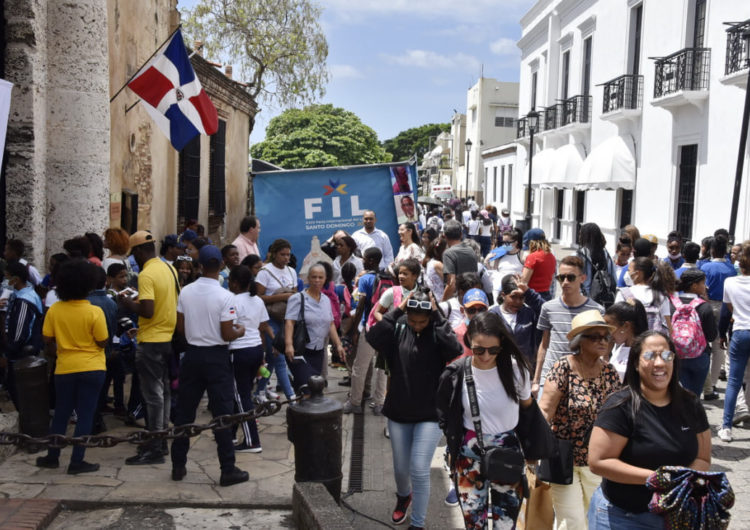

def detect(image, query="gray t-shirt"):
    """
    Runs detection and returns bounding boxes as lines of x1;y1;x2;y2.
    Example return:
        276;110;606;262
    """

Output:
285;291;334;350
537;297;604;382
443;241;477;278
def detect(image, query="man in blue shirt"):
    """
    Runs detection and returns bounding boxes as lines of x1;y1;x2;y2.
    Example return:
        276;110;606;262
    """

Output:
700;236;736;400
3;261;43;407
343;247;385;414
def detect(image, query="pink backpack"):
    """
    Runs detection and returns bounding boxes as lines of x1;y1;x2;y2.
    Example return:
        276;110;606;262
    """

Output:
669;294;707;359
366;286;403;331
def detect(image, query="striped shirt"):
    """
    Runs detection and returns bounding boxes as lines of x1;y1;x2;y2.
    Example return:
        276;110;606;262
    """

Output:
537;297;604;383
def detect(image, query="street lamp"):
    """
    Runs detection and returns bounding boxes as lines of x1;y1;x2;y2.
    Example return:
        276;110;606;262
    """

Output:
525;109;540;224
464;139;472;200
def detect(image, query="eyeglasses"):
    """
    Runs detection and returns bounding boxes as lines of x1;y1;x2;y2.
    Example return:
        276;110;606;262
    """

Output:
581;333;611;343
471;346;502;356
465;306;487;315
642;350;675;362
556;273;579;283
406;299;432;310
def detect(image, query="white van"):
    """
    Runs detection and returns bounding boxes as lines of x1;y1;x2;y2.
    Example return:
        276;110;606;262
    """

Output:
430;184;453;201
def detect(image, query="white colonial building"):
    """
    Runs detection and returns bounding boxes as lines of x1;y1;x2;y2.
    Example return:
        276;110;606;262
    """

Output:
481;143;518;213
515;0;750;251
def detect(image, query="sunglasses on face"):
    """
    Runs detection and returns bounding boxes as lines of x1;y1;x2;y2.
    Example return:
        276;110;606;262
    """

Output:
581;333;611;343
465;306;487;315
556;273;579;283
471;346;502;356
642;350;675;362
406;299;432;310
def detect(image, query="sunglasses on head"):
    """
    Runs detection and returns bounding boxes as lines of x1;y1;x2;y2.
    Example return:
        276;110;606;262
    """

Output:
556;273;579;283
642;350;675;362
406;299;431;310
465;306;487;315
175;255;193;262
581;333;611;343
471;346;501;356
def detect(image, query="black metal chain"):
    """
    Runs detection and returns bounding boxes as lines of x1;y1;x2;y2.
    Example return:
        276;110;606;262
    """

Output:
0;396;300;449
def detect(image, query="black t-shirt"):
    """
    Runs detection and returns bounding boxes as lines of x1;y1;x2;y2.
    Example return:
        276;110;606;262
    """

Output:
443;241;477;278
594;388;709;513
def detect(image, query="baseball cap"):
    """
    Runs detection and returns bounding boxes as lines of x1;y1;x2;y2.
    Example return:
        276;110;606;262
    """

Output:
198;245;223;266
642;234;658;245
462;288;489;308
180;229;198;243
164;234;185;249
129;230;155;250
522;228;546;250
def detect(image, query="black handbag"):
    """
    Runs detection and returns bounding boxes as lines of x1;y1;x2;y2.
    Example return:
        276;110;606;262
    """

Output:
536;438;574;485
463;357;525;485
272;292;309;354
515;398;557;460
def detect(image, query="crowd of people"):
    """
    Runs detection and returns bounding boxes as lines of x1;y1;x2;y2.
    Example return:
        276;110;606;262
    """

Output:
0;197;742;528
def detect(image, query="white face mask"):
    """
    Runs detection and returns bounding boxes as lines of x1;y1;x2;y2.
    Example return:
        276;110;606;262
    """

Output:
624;272;634;287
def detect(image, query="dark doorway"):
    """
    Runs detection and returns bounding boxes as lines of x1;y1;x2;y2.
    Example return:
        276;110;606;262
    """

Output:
177;135;201;230
574;190;586;244
619;189;633;229
676;144;698;240
555;189;564;240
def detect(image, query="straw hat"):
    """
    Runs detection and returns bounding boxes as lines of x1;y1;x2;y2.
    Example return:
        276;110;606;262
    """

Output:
566;310;616;340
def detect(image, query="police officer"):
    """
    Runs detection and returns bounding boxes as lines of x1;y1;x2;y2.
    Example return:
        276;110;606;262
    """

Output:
170;245;248;486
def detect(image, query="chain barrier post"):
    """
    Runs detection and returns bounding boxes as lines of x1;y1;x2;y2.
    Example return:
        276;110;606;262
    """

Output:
14;351;50;440
286;375;343;502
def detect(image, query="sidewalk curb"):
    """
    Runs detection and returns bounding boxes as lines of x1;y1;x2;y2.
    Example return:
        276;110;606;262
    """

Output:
292;483;352;529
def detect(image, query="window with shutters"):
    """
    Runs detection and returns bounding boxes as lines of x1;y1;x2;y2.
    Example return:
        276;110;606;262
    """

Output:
208;120;227;234
676;145;698;240
177;135;201;229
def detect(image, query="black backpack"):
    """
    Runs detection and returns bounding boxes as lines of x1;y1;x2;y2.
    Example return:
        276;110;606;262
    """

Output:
578;248;616;308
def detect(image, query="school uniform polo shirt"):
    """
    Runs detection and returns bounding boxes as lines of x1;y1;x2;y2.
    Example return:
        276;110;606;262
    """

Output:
137;257;179;343
177;277;236;347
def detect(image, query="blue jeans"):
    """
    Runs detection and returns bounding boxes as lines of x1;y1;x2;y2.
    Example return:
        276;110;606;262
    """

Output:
679;350;710;397
588;486;664;529
723;329;750;429
388;419;442;528
48;370;106;463
231;346;264;446
257;319;295;399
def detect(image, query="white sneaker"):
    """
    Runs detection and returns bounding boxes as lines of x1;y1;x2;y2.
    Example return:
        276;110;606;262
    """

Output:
265;389;280;400
718;427;733;442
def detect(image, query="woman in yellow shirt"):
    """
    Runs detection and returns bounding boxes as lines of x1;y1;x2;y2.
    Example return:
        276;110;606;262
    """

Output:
36;260;109;475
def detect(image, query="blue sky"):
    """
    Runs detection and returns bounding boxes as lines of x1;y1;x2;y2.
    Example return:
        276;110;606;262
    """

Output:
178;0;536;144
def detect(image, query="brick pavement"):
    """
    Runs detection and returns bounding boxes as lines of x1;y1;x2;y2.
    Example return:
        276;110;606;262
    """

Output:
0;499;60;529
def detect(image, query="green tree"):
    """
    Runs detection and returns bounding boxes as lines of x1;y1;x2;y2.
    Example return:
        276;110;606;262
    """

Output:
183;0;328;112
250;104;392;169
382;123;451;162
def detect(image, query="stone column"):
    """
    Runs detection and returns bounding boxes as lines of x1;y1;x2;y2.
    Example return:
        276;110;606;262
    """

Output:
44;0;110;256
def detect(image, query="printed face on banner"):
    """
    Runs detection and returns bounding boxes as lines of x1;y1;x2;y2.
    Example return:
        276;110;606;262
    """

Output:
391;165;413;194
394;193;419;225
254;165;413;271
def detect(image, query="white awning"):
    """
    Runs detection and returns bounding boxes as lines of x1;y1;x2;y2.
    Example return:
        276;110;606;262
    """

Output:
428;145;443;158
545;144;585;189
576;136;636;190
524;148;556;187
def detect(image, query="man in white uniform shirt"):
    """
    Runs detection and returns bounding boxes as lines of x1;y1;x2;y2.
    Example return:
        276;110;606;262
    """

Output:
352;210;395;268
170;245;249;487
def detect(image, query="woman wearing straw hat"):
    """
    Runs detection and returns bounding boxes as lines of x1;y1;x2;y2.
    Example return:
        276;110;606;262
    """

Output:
539;310;621;530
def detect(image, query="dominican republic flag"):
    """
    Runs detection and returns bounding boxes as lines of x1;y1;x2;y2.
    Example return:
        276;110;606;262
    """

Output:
128;29;218;151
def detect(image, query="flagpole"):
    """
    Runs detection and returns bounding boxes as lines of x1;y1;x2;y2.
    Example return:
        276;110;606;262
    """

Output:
109;24;182;103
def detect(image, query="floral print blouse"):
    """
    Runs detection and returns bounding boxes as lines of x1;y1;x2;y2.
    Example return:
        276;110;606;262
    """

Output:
547;356;620;466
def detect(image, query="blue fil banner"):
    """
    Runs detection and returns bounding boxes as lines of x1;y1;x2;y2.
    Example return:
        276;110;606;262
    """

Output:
253;162;417;271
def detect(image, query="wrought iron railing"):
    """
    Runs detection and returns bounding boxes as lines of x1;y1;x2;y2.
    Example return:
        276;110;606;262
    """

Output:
562;95;592;126
516;117;528;139
653;48;711;98
725;20;750;76
601;75;643;113
544;104;561;131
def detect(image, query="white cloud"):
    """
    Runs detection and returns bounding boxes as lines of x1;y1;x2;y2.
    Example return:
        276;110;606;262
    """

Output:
329;64;364;79
490;37;518;56
382;50;480;72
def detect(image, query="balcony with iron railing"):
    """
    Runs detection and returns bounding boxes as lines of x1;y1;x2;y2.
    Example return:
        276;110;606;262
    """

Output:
652;48;711;108
560;94;592;130
543;104;561;132
600;74;643;121
516;117;528;139
721;19;750;88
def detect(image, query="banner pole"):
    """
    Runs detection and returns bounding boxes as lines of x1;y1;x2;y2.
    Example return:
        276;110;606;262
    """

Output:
110;25;182;103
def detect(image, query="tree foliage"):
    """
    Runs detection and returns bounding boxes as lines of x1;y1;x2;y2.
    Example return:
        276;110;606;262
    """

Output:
182;0;329;113
382;123;451;162
250;104;392;169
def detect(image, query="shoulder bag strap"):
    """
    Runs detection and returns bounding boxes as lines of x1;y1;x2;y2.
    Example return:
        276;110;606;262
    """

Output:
164;261;181;296
298;291;305;320
463;356;485;454
263;265;287;288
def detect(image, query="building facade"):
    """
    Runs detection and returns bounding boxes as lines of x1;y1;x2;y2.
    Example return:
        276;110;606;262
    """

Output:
481;143;517;212
516;0;750;251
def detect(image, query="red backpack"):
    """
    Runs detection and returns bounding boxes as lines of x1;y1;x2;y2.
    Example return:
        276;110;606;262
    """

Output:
668;294;707;359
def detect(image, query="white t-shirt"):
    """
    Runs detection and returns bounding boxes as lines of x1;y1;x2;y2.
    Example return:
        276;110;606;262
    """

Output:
615;285;671;326
461;360;531;435
177;277;236;346
611;343;630;383
256;264;297;295
489;253;524;298
45;288;60;308
229;293;269;349
333;255;364;285
499;307;518;329
440;298;463;329
468;220;480;236
479;222;493;237
462;210;472;226
723;275;750;331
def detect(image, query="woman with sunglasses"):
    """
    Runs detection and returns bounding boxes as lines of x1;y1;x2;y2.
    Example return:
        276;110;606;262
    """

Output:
539;310;621;530
366;288;462;529
437;311;533;529
588;331;711;528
